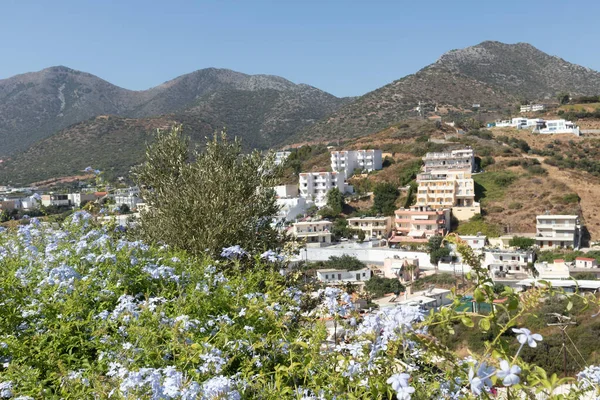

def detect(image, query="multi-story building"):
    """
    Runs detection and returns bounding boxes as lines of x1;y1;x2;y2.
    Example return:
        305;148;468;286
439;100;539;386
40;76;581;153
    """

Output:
330;149;383;177
458;235;487;252
484;249;534;278
535;215;581;249
68;193;97;208
347;216;393;239
274;151;291;165
292;220;333;246
415;171;477;208
422;148;475;173
391;206;450;243
275;197;308;224
299;171;347;206
381;257;420;283
114;194;143;210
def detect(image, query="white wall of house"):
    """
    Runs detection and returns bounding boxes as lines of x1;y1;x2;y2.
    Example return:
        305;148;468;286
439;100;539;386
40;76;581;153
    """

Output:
316;267;372;283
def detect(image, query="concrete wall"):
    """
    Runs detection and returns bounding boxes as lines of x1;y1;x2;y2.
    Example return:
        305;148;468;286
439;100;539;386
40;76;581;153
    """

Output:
300;246;433;268
452;205;481;221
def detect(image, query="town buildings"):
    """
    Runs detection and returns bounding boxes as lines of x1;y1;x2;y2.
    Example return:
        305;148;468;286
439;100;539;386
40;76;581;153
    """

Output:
347;216;393;240
422;148;475;173
537;120;580;136
330;149;383;178
391;206;451;243
535;214;581;249
380;257;420;283
291;220;333;246
273;185;308;223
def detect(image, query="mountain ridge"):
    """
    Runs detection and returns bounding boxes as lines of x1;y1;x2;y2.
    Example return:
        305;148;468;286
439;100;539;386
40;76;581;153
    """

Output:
293;41;600;143
0;66;347;156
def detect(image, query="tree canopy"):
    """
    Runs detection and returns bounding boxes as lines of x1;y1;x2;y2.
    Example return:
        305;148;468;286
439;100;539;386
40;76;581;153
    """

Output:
133;126;282;258
372;182;399;216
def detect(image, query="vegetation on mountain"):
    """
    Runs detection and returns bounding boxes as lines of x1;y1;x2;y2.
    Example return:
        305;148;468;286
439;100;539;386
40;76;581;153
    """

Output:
364;275;405;298
296;41;600;143
372;182;399;216
132;126;282;258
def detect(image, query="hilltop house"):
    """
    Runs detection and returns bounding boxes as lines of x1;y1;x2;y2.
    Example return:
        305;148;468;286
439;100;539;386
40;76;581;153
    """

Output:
537;120;580;136
520;104;545;113
274;151;291;166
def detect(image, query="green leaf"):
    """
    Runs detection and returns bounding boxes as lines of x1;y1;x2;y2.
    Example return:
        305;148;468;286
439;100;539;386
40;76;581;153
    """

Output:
461;316;474;327
479;318;491;331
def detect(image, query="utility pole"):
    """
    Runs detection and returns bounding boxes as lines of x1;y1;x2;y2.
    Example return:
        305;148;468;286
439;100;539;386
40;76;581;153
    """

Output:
547;314;577;377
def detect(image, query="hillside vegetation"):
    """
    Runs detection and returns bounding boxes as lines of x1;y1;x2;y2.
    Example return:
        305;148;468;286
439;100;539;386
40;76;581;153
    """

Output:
295;41;600;143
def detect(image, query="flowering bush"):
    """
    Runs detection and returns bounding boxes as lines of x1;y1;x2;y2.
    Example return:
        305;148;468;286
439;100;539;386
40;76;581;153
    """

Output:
0;215;599;398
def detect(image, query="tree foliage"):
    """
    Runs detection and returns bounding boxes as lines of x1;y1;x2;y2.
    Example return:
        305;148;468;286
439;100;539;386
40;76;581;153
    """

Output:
427;235;451;265
372;182;399;216
133;126;282;258
509;236;536;249
364;276;405;298
326;187;344;215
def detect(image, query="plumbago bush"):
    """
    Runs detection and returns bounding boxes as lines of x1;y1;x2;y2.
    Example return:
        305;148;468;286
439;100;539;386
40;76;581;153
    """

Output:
1;216;600;399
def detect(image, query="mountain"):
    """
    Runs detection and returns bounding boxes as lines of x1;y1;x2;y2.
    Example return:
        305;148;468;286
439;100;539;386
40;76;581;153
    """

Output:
0;66;347;157
295;41;600;142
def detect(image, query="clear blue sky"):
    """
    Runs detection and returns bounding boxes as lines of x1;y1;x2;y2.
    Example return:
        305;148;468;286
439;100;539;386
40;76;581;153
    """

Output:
1;0;599;97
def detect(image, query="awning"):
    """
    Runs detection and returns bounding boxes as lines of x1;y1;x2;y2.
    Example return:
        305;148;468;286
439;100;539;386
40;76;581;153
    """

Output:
408;230;425;238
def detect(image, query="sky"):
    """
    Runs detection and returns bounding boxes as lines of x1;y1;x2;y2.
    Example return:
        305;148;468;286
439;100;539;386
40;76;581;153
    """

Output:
1;0;600;98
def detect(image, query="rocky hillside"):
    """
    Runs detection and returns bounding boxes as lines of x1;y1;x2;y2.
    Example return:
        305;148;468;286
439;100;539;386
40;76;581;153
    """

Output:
0;66;347;156
296;41;600;142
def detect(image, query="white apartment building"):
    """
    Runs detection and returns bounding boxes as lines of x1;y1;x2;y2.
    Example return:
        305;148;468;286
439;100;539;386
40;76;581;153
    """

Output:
534;260;571;280
299;171;348;206
520;104;545;113
274;151;291;165
331;149;383;177
68;193;97;208
484;249;534;278
292;220;333;246
535;215;581;249
538;120;580;136
391;206;450;243
422;148;475;173
316;267;372;283
347;216;393;239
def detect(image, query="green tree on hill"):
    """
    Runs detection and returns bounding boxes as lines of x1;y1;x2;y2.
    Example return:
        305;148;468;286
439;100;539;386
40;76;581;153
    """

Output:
326;187;344;215
133;126;282;258
372;182;399;215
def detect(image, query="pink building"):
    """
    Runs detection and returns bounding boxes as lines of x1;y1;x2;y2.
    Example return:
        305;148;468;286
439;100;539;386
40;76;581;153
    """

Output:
390;206;451;244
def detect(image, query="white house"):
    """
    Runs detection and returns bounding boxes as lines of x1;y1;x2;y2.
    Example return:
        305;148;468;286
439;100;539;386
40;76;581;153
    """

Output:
459;235;487;251
331;149;383;178
114;194;143;210
484;249;534;278
537;120;580;136
535;214;581;249
292;220;333;246
576;257;598;269
316;267;372;283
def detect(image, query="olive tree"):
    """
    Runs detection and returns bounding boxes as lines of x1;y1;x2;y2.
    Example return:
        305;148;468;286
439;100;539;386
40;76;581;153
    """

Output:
133;126;282;258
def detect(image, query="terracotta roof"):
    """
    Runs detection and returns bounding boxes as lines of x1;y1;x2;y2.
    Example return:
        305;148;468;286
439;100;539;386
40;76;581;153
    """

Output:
576;257;596;262
553;259;565;263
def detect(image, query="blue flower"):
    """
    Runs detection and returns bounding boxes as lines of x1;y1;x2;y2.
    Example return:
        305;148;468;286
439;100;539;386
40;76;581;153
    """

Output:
387;373;414;400
260;250;283;263
496;360;521;386
220;245;248;260
512;327;543;348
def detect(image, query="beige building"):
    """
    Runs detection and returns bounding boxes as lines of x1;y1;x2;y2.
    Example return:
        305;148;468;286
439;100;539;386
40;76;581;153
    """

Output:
381;257;420;283
535;215;581;249
347;216;392;239
416;148;480;220
292;220;333;246
391;206;450;243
